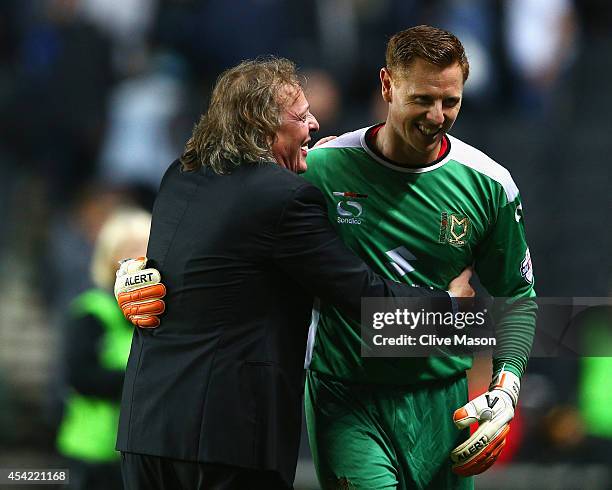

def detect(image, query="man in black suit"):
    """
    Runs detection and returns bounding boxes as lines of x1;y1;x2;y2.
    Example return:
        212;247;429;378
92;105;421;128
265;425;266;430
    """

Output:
115;57;474;490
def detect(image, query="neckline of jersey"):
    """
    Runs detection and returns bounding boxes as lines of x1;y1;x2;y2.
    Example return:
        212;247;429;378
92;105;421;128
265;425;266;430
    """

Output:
361;123;452;174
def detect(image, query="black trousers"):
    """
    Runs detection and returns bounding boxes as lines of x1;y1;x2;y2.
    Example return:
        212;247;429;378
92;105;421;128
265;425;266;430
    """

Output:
64;458;123;490
121;452;291;490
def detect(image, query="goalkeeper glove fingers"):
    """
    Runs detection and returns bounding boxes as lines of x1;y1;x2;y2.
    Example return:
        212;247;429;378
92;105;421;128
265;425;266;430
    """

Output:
114;257;166;328
450;370;520;476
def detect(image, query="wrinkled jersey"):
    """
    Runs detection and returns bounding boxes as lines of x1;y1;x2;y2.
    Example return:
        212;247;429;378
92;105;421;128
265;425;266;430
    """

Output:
303;125;536;385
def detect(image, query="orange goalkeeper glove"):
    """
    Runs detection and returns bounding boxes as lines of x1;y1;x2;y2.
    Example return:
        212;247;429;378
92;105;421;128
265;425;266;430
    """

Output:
114;257;166;328
450;370;520;476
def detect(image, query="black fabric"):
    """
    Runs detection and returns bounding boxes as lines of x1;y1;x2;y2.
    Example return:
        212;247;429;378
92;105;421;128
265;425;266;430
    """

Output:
63;313;124;400
117;160;451;486
65;457;123;490
121;453;290;490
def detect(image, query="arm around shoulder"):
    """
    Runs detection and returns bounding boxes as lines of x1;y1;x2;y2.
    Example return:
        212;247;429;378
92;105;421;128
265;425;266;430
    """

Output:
272;182;452;319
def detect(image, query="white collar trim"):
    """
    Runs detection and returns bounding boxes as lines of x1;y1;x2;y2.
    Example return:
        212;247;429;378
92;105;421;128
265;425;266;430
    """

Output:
360;125;452;174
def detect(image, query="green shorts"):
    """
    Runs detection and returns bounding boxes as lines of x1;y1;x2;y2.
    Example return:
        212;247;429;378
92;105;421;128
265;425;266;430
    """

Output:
305;370;473;490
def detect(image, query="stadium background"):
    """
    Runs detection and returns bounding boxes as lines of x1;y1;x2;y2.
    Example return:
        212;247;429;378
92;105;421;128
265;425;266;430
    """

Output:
0;0;610;488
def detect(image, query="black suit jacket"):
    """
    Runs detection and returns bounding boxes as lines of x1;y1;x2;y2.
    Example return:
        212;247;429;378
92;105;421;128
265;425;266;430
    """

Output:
117;159;450;485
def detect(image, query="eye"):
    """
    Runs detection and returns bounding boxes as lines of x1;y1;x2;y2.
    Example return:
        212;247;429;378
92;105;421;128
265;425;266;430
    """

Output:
443;98;460;108
414;96;433;105
299;111;312;123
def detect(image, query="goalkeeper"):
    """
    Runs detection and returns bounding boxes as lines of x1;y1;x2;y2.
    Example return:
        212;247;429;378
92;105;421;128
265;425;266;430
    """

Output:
298;26;536;490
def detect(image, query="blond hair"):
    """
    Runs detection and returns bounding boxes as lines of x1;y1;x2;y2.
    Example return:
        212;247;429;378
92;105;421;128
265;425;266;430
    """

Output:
91;208;152;289
386;25;469;82
180;57;301;174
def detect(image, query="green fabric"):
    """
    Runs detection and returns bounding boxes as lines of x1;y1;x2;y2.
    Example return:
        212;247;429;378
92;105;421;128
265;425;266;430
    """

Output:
57;393;123;462
579;308;612;438
56;289;133;462
305;370;473;490
70;289;134;370
580;357;612;437
302;129;536;385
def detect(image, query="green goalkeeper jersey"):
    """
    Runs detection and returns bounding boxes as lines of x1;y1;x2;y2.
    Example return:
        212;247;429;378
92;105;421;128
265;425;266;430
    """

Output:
302;125;536;385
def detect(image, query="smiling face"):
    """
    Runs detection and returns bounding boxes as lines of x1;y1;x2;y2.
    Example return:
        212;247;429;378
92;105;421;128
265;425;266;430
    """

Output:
380;58;464;165
271;85;320;173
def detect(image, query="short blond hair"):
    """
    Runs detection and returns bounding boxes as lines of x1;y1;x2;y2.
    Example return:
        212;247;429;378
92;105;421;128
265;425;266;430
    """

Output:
91;208;152;290
180;57;301;174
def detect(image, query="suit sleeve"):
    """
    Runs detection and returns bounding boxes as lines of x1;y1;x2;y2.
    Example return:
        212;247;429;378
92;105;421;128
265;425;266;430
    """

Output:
474;193;537;379
272;183;451;320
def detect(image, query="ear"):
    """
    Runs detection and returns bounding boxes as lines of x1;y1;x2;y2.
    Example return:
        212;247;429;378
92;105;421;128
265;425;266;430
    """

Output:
380;67;393;103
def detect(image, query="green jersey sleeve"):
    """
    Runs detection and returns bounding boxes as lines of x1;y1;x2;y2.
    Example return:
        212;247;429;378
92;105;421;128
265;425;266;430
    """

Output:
474;193;536;378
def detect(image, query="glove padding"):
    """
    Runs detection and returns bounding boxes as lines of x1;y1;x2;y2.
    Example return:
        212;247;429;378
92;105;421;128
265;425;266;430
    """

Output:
114;257;166;328
450;370;520;476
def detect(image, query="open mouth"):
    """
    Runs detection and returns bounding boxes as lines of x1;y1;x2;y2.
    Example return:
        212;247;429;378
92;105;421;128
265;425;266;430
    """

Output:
301;139;311;155
416;124;442;138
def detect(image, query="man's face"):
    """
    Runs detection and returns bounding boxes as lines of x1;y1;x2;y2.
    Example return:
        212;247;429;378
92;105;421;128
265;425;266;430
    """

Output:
381;58;464;164
271;86;319;173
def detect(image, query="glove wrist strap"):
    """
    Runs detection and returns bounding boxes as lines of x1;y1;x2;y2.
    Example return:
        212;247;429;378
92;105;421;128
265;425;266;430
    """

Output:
489;370;520;407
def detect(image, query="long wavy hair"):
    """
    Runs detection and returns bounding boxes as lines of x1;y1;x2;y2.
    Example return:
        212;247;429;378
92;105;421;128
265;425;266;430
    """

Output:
180;57;300;174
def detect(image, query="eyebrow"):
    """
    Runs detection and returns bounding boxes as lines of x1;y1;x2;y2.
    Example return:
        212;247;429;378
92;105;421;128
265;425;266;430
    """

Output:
293;106;310;120
412;94;461;101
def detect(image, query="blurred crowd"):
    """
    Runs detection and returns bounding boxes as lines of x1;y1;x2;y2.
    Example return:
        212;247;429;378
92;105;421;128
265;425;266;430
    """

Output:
0;0;610;488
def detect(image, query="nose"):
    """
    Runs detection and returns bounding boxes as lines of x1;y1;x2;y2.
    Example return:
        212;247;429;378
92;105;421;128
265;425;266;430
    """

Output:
308;113;320;132
427;101;445;126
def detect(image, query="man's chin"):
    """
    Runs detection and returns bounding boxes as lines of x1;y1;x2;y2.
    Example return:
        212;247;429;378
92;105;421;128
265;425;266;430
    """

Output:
295;155;308;174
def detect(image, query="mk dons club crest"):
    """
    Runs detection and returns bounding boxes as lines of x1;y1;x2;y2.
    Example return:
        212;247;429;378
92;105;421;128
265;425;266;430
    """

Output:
439;212;471;246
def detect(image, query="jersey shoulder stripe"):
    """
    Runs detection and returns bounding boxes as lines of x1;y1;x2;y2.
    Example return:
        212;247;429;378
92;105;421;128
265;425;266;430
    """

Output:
310;127;366;150
447;134;519;203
